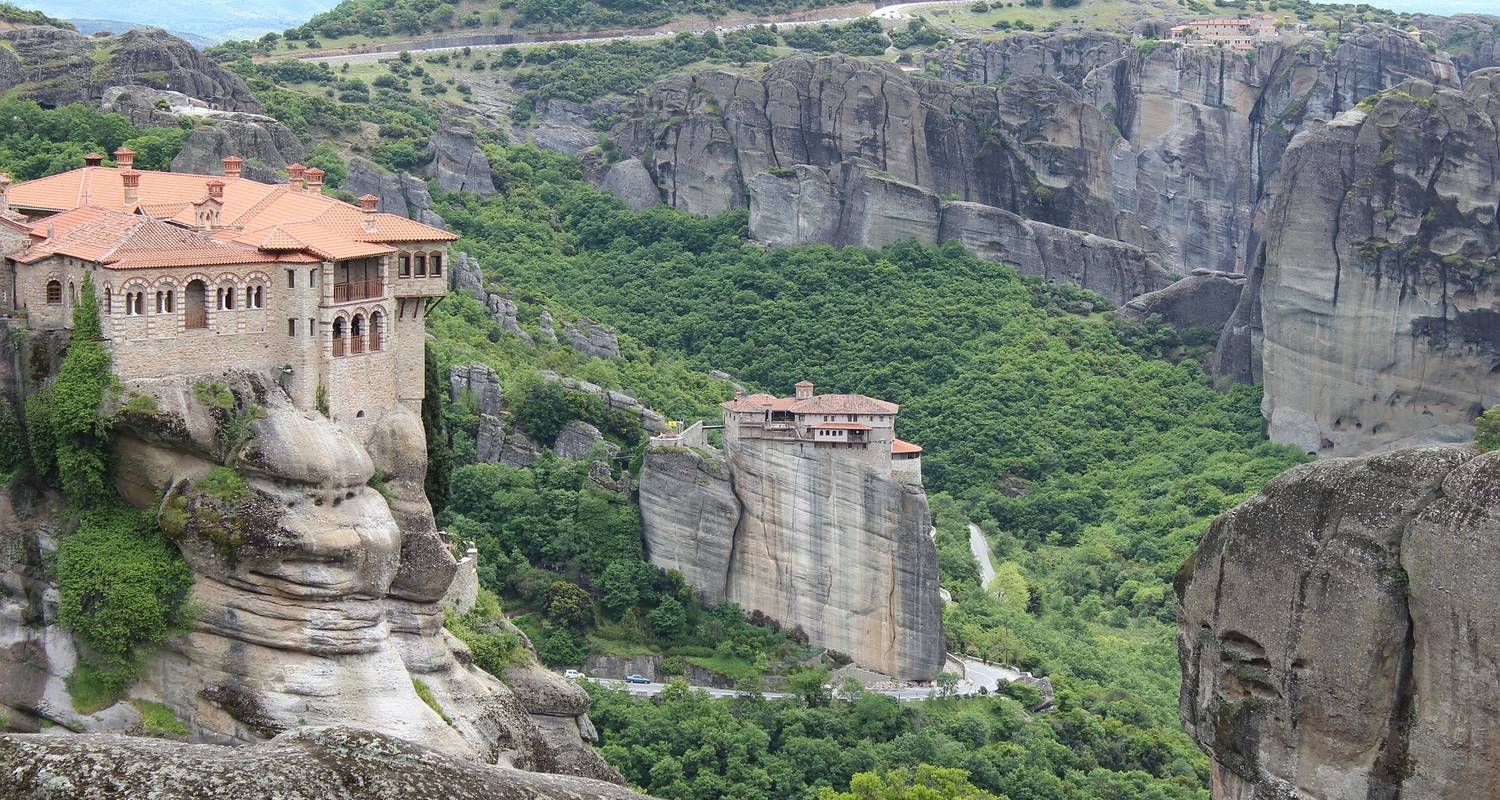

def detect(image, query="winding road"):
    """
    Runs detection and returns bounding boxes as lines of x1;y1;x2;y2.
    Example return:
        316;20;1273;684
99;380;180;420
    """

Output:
299;0;974;65
968;522;997;591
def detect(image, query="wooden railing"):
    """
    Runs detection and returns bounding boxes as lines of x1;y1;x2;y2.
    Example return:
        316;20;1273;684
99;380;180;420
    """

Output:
185;307;207;329
332;336;345;357
333;278;383;303
369;330;382;351
350;336;364;355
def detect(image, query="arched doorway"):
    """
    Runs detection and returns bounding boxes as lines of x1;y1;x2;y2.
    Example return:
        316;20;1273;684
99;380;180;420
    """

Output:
185;279;207;329
332;316;346;357
369;310;384;351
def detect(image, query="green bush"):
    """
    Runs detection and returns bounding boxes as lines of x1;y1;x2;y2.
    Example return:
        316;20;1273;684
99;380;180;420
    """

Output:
0;396;24;473
1478;406;1500;452
55;505;194;693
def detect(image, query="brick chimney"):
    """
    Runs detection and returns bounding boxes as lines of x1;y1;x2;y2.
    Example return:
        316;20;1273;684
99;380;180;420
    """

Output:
122;170;141;205
206;179;224;200
222;155;244;178
304;167;325;193
286;163;306;191
794;380;814;400
84;153;104;167
359;194;380;228
113;147;135;170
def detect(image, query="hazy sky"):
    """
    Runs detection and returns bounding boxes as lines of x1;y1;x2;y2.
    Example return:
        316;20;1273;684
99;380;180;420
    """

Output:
1324;0;1498;13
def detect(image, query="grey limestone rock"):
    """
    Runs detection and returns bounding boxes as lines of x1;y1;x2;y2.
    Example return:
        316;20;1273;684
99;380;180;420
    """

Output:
170;117;306;184
563;316;620;360
540;372;667;434
1116;270;1246;334
601;158;662;211
1178;446;1500;800
424;125;497;196
0;727;648;800
553;419;617;462
450;363;505;417
487;293;534;345
498;428;545;468
538;310;560;344
639;439;944;681
343;156;447;229
452;251;485;297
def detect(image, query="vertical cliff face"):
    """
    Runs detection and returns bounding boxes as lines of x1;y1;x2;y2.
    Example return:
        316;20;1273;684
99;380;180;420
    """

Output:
0;370;618;783
638;441;944;681
1252;73;1500;455
1177;446;1500;799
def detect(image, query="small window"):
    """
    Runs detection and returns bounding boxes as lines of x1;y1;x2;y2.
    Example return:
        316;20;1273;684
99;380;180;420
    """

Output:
309;269;318;287
308;318;315;336
414;254;426;277
398;255;411;277
104;289;112;314
288;318;297;336
430;253;442;277
247;285;264;309
45;280;61;305
286;269;296;288
166;290;174;313
156;291;165;314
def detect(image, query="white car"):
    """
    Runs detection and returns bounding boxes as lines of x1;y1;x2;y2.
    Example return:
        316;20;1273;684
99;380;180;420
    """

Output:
563;669;585;680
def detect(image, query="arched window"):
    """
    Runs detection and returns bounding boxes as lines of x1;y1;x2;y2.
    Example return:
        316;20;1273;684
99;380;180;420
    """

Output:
369;310;384;351
217;284;236;310
156;291;165;314
184;280;207;329
398;254;411;278
246;284;264;309
45;280;61;305
166;290;174;313
104;287;112;314
414;254;426;277
350;313;365;354
429;252;443;277
69;282;76;303
332;316;346;357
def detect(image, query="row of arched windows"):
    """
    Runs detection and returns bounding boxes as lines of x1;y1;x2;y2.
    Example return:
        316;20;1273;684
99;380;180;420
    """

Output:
99;277;268;318
331;310;385;357
396;251;444;279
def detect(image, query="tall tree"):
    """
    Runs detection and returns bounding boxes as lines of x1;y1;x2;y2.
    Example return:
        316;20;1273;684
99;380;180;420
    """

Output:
422;340;452;516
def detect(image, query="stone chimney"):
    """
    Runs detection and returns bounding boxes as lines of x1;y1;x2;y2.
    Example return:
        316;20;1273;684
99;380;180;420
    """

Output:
84;153;104;167
206;179;224;200
304;167;325;194
0;173;10;211
286;163;306;191
359;194;380;229
794;380;814;400
114;147;135;170
122;170;141;205
222;155;243;178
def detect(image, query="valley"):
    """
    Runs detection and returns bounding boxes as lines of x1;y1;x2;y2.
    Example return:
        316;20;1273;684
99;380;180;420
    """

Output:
0;0;1498;798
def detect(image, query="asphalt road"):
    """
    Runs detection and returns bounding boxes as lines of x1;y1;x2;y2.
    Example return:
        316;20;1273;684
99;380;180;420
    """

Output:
302;0;974;65
968;522;997;591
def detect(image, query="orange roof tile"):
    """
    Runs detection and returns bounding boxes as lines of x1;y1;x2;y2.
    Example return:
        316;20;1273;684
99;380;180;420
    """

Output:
6;165;456;266
722;390;899;415
12;206;285;270
892;439;922;455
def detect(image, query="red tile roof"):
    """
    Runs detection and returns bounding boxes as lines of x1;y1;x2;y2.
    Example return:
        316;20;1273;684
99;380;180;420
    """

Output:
722;390;900;415
892;439;922;455
13;206;296;270
5;164;456;269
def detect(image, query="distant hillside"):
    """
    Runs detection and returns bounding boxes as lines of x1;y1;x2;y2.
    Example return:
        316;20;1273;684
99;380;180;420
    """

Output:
0;1;69;28
66;18;213;47
19;0;335;40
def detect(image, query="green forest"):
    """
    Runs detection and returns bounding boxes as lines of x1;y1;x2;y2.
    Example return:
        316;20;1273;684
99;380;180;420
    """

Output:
411;141;1310;799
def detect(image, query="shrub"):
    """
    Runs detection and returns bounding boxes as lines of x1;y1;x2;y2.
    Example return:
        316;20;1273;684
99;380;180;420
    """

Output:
1477;406;1500;452
55;505;194;693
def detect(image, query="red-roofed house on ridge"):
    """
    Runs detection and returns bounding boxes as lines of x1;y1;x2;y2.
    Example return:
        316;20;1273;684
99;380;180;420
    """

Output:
0;152;457;425
720;380;923;483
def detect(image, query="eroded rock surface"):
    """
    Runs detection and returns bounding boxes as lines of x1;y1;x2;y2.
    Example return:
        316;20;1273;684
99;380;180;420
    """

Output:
0;727;648;800
639;439;943;680
424;125;497;196
344;156;447;228
1178;445;1500;800
1250;74;1500;455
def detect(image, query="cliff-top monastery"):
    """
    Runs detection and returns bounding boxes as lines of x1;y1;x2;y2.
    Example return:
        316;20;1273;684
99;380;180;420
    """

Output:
0;150;454;425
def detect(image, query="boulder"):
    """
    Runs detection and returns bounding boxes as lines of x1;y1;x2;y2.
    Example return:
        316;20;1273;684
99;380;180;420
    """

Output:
538;310;559;344
423;125;497;196
486;292;534;345
0;727;648;800
601;158;661;211
563;316;620;360
449;362;505;417
343;157;446;228
1178;446;1500;799
1116;270;1246;333
553;419;617;461
450;251;485;298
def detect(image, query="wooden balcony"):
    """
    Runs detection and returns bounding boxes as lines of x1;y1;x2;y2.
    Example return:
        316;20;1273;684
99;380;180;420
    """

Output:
332;336;345;357
185;308;207;329
350;336;364;355
332;278;384;304
369;330;382;351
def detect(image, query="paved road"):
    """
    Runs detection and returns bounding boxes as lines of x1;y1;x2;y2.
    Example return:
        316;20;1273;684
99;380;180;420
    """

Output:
968;522;997;591
301;0;972;65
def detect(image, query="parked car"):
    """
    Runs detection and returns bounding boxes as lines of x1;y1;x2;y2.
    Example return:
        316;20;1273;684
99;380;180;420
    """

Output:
625;673;651;684
562;669;584;680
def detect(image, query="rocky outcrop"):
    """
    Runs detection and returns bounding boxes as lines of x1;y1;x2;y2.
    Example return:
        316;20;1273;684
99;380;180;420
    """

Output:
0;26;258;111
1117;270;1246;334
749;163;1169;304
601;158;662;210
540;372;666;434
343;156;446;228
0;370;618;783
553;420;617;461
1177;445;1500;800
1247;74;1500;455
563;316;620;360
639;439;944;680
170;120;305;184
0;727;648;800
450;362;506;418
424;125;497;197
